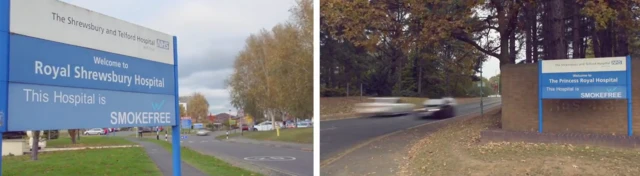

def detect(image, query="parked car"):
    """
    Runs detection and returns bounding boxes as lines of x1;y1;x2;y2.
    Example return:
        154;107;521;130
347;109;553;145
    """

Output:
241;124;250;131
43;130;60;139
3;131;26;139
297;121;312;128
355;97;416;117
417;97;457;118
84;128;105;135
254;121;283;131
139;127;153;133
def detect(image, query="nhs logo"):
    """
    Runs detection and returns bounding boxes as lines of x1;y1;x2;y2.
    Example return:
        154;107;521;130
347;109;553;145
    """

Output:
151;100;166;110
611;60;623;65
156;39;170;50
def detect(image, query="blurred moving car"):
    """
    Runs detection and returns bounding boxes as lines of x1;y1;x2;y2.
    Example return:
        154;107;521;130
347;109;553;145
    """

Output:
84;128;105;135
195;129;210;136
355;97;416;117
417;97;457;118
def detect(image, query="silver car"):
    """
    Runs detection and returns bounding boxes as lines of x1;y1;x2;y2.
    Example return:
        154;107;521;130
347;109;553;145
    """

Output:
355;97;415;117
83;128;104;135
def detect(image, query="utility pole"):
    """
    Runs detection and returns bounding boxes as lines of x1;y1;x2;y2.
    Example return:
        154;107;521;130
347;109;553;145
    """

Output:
480;65;484;116
360;83;363;101
476;56;484;117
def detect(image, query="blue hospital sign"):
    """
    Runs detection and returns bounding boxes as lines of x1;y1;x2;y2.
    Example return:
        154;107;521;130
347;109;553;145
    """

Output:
0;0;178;131
540;57;628;99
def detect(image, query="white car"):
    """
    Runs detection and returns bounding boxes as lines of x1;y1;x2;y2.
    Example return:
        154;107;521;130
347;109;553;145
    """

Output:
416;97;457;118
254;121;283;131
297;121;312;128
83;128;104;135
355;97;415;117
195;129;210;136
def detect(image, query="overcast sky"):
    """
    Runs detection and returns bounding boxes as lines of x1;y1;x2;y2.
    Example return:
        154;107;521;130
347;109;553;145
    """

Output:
61;0;296;114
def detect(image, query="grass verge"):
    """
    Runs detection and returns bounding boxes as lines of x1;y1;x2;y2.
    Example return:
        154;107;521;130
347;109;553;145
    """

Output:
399;109;640;176
320;96;372;116
217;128;313;144
3;147;161;176
47;136;134;148
144;139;260;176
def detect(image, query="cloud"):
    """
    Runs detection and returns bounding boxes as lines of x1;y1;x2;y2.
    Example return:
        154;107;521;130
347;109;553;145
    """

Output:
60;0;296;114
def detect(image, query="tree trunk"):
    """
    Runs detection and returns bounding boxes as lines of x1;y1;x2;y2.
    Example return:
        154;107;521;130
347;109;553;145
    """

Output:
614;4;629;56
532;6;539;62
418;62;422;95
68;129;77;144
31;130;40;161
549;0;566;59
509;27;516;63
524;2;532;63
591;19;601;57
572;1;582;58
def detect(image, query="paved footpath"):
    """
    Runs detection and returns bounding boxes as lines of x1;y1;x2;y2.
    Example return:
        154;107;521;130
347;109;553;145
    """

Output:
127;138;207;176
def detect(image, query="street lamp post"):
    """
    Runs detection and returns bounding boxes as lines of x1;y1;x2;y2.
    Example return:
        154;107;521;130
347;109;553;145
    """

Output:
476;56;484;117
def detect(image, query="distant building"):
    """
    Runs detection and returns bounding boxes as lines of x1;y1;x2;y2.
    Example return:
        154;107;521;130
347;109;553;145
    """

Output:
212;113;235;124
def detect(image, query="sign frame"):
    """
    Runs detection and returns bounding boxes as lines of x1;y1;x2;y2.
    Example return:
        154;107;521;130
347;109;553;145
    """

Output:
538;56;633;136
0;0;184;175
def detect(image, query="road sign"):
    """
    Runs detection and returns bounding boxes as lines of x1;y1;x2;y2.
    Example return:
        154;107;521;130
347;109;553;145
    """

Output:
0;0;183;175
193;123;203;129
181;119;192;129
3;0;176;131
538;56;633;136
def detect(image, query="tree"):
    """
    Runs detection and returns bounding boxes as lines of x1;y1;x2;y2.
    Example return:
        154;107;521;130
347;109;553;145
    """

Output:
187;93;209;123
321;0;640;99
31;130;40;160
228;0;313;127
68;129;78;144
179;104;186;117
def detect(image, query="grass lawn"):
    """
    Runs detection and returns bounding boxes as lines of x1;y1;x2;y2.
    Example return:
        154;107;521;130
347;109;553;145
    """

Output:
217;128;313;144
400;110;640;176
3;147;161;176
144;139;260;176
47;136;134;148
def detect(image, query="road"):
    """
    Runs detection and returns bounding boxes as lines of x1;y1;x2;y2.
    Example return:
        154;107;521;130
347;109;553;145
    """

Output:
320;97;502;161
163;134;313;176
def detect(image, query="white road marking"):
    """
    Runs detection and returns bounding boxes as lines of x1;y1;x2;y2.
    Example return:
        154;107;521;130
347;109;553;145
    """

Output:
244;156;296;161
321;127;337;131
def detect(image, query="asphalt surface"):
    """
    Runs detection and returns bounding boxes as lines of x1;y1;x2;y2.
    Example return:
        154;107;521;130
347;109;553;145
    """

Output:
129;139;207;176
166;135;313;176
320;97;502;161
